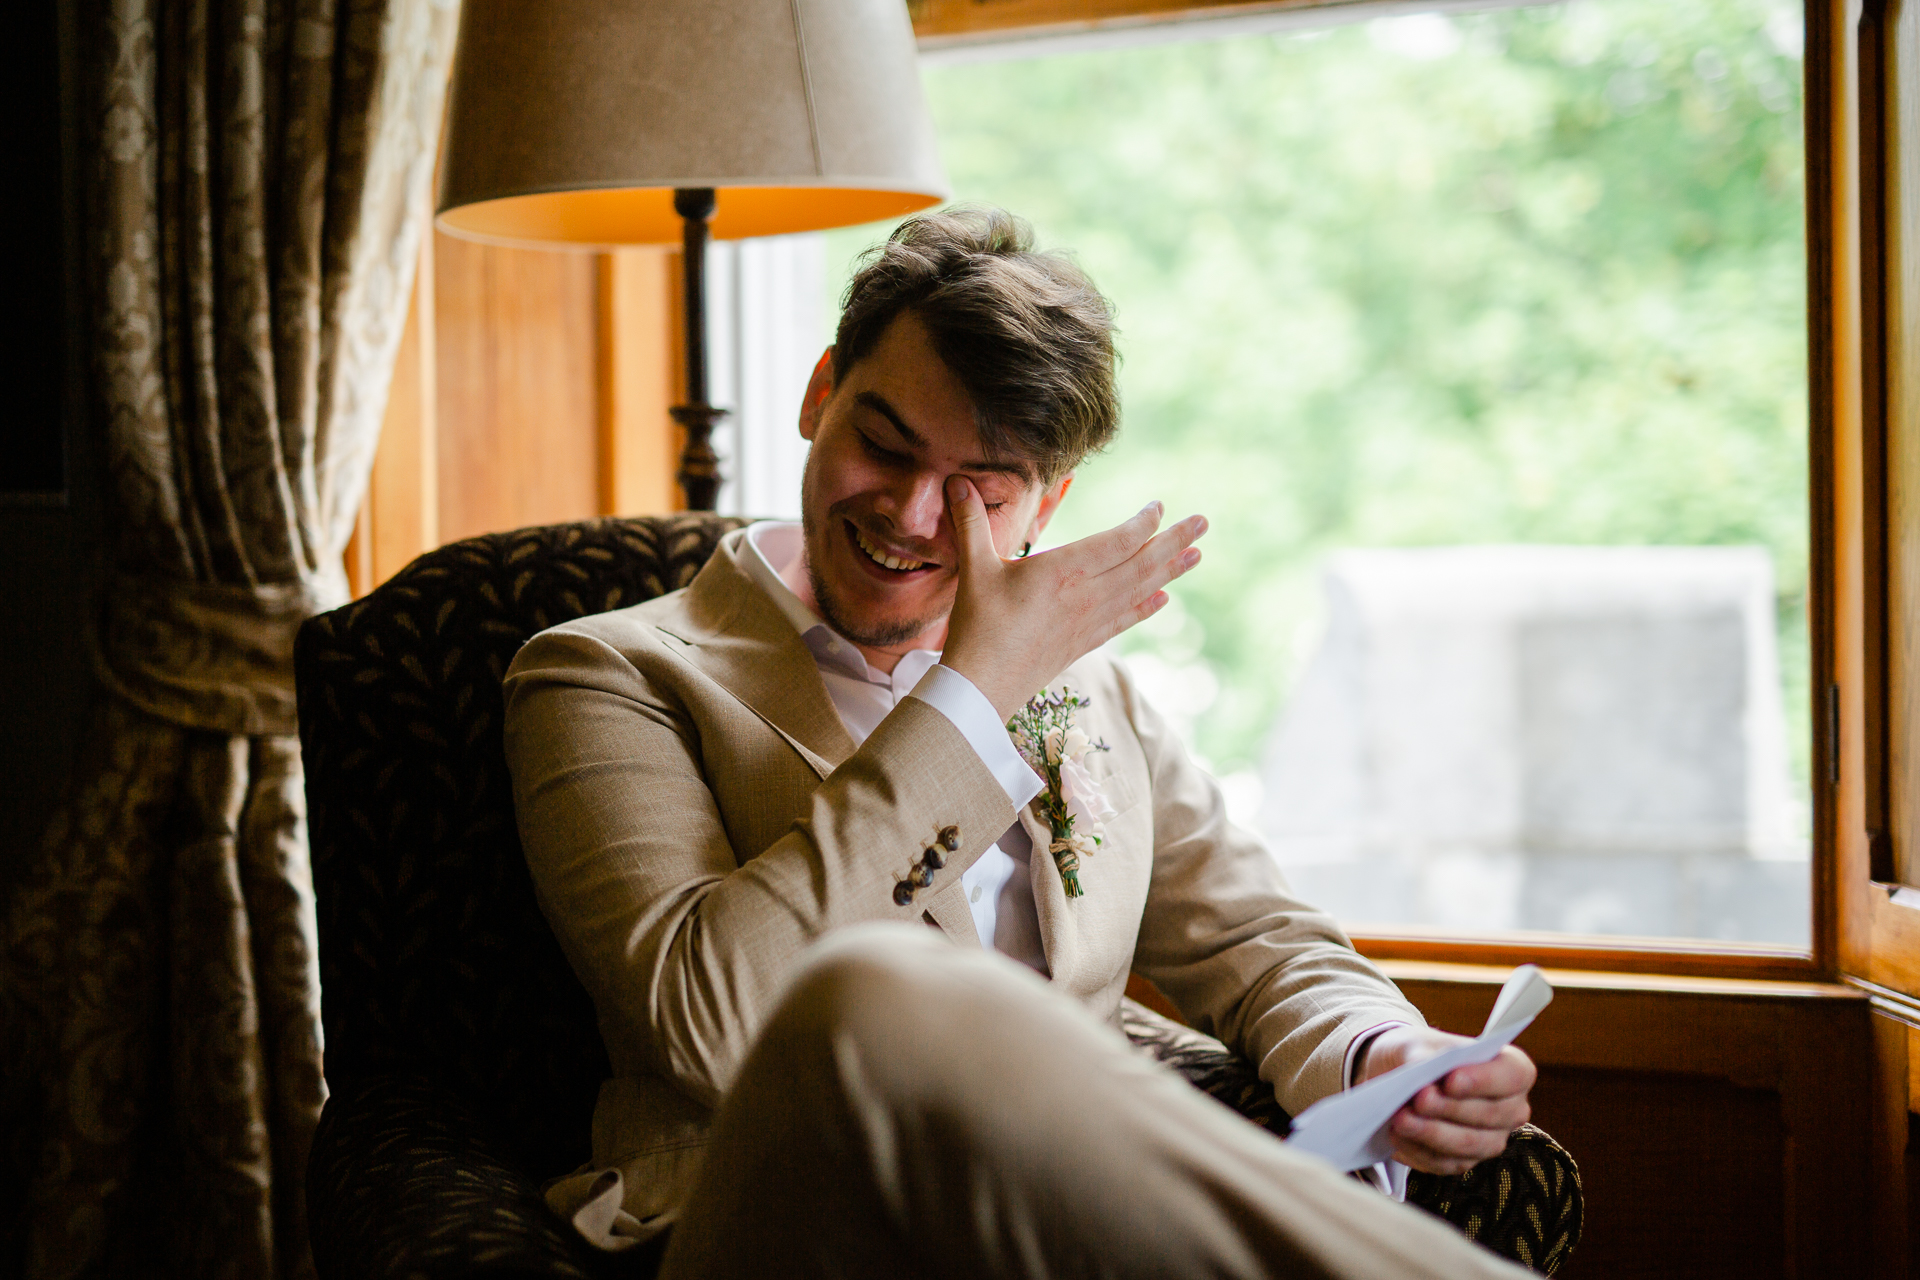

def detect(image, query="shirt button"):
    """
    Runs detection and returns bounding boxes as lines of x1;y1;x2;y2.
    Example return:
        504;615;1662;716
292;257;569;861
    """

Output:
969;885;983;904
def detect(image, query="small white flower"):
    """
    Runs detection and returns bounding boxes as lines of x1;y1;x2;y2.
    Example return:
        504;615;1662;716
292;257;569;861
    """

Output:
1059;756;1118;836
1044;726;1065;765
1061;726;1091;761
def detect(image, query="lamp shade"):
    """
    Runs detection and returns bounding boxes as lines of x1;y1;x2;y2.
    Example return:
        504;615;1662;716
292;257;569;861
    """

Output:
436;0;950;248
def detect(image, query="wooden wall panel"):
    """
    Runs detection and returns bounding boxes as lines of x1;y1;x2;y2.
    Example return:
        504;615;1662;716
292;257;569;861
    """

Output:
1907;1109;1920;1280
1131;962;1873;1277
1872;1005;1913;1277
599;249;683;516
1532;1068;1786;1280
1380;964;1871;1280
346;233;687;597
434;232;603;545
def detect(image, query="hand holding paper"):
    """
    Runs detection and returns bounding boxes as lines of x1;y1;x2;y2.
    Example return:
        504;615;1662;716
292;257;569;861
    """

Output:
1287;965;1552;1172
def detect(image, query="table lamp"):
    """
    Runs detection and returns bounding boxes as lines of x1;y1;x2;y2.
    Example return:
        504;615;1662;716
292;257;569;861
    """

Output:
436;0;950;509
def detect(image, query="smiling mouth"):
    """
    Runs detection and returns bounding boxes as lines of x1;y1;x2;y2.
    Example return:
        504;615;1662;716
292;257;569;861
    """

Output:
850;523;934;574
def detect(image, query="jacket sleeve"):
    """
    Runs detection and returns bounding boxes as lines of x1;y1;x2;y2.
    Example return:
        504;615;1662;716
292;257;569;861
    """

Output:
503;625;1015;1108
1116;660;1426;1117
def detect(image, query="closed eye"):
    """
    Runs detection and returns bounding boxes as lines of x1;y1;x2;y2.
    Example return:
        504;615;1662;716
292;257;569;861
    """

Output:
857;429;1010;511
857;431;911;467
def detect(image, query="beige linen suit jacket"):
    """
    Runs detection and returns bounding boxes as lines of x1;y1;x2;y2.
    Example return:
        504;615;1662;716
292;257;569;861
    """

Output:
503;528;1424;1232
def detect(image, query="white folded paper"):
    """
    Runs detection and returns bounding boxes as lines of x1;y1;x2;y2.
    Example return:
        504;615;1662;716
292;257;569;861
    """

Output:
1286;965;1553;1171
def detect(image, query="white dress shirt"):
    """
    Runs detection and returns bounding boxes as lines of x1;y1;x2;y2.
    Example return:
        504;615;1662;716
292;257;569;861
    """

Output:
742;523;1051;973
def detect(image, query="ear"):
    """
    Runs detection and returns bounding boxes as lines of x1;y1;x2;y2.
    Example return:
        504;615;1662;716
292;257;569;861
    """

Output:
798;348;834;442
1024;472;1074;545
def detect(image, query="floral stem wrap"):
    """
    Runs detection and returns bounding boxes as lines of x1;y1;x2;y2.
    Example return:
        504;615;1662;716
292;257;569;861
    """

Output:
1007;688;1114;899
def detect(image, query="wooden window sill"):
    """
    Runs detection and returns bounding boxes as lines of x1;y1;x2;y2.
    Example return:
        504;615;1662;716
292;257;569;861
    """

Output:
1353;928;1818;983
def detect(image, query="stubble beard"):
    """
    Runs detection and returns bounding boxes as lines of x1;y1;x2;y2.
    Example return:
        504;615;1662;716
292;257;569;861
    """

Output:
800;502;951;651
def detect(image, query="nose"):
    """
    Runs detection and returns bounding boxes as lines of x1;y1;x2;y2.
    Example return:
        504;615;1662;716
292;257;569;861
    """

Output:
875;467;949;542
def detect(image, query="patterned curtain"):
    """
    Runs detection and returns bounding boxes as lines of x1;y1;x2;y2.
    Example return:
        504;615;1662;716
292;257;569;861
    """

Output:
0;0;459;1276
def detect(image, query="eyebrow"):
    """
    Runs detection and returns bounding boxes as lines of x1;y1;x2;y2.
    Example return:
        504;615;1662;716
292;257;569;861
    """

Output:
854;391;1035;481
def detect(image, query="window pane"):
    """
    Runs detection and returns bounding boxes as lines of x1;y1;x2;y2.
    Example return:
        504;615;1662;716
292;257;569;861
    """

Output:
831;0;1810;945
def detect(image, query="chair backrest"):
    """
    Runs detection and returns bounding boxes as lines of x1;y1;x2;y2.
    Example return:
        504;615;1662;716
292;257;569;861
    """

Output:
296;513;747;1176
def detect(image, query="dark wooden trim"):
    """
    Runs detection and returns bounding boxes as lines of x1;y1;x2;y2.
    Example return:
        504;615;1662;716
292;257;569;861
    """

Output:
1808;0;1887;984
1850;972;1920;1023
1804;0;1852;988
1869;1003;1913;1277
913;0;1351;47
1355;930;1820;983
1380;958;1864;1005
1860;0;1896;883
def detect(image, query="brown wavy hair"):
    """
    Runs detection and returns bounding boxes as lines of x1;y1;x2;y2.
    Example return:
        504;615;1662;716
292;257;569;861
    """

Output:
832;206;1120;485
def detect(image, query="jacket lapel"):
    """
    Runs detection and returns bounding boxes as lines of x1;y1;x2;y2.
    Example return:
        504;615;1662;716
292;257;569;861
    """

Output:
1024;803;1083;985
657;530;856;776
1024;662;1145;997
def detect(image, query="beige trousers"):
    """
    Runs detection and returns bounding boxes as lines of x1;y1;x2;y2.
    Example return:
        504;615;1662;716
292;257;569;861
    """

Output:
657;925;1527;1280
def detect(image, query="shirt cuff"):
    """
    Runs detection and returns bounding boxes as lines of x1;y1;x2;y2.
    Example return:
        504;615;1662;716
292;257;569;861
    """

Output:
1345;1021;1412;1206
909;664;1045;809
1343;1020;1409;1090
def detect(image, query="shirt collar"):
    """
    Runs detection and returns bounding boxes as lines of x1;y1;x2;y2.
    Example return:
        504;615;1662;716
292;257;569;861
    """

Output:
741;522;825;639
742;521;939;686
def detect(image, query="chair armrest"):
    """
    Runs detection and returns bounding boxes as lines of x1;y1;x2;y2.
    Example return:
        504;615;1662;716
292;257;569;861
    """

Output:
1119;996;1295;1134
307;1073;624;1280
1406;1125;1583;1278
1119;997;1583;1276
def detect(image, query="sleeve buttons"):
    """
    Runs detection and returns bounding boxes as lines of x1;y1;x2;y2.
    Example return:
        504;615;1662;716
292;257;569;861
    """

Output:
894;825;963;907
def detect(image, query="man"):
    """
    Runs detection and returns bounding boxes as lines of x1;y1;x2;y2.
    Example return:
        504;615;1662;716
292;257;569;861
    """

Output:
503;208;1537;1278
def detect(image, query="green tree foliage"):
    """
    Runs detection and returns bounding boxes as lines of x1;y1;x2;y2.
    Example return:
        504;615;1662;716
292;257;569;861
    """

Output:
829;0;1808;780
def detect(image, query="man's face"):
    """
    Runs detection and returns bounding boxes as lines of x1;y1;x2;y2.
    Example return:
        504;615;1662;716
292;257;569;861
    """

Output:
797;311;1068;651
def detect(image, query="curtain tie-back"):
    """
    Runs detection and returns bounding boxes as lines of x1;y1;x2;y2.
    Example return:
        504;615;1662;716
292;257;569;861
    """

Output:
91;572;345;737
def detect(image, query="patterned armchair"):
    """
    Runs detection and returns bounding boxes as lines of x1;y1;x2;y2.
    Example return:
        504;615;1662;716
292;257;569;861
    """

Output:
298;514;749;1278
297;513;1580;1279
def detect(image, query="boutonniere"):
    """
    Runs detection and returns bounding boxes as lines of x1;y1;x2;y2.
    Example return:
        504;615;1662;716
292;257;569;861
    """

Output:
1008;688;1119;898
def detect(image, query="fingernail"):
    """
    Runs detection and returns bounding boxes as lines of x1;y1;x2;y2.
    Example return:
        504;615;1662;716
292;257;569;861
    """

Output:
946;476;968;504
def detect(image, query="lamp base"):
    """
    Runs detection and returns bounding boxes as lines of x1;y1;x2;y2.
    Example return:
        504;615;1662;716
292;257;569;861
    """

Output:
671;402;729;511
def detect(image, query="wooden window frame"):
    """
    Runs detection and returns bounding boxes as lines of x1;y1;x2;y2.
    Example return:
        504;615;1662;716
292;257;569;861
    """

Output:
1844;0;1920;999
913;0;1908;989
